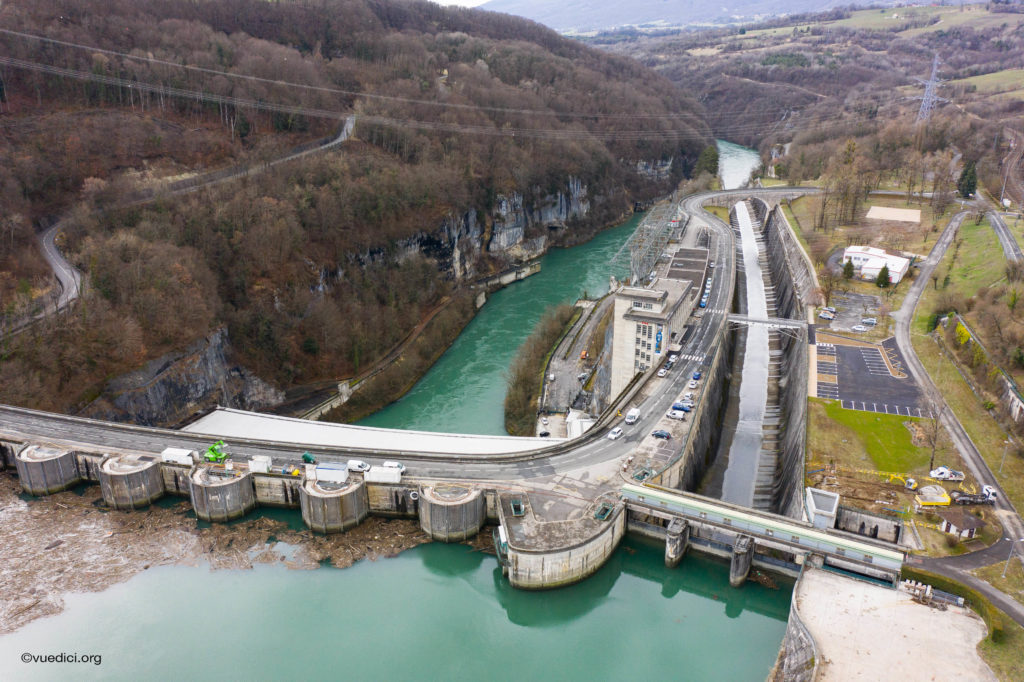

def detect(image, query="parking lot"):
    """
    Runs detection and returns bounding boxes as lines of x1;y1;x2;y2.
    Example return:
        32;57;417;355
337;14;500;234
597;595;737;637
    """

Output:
814;336;921;416
820;291;882;333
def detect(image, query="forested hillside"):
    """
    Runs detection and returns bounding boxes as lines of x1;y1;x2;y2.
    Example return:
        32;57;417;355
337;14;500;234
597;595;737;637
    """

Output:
0;0;711;419
597;5;1024;193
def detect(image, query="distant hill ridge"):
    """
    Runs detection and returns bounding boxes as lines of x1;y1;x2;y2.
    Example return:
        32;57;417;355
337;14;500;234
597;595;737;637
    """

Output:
478;0;901;33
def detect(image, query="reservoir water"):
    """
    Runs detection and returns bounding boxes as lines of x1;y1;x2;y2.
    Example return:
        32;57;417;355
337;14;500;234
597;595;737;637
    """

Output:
0;141;790;680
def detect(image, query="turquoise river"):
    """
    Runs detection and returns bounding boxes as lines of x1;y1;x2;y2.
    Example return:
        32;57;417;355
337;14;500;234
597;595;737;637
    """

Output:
0;142;784;681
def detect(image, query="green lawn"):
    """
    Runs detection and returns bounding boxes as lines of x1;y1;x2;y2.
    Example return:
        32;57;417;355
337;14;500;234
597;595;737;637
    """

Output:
817;398;929;472
951;69;1024;95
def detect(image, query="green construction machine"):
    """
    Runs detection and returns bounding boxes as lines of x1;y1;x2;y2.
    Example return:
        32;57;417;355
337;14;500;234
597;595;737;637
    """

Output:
204;440;229;463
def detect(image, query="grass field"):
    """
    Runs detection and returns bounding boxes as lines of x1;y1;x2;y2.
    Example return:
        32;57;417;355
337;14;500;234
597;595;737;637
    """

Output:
808;397;935;473
952;68;1024;95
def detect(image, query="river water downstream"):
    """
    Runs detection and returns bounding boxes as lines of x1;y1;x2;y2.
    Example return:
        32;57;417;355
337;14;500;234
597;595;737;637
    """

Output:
0;142;790;680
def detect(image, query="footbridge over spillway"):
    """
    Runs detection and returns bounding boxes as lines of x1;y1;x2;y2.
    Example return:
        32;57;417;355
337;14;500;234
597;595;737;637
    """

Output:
621;483;904;586
0;186;893;593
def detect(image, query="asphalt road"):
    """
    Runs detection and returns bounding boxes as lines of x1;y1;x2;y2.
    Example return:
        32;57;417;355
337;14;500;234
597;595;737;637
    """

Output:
987;209;1023;264
1;188;823;483
8;116;357;340
892;209;1024;542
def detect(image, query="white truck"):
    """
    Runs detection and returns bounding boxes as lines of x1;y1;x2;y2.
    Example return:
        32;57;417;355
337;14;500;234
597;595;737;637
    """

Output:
160;447;196;466
364;465;404;483
624;408;641;425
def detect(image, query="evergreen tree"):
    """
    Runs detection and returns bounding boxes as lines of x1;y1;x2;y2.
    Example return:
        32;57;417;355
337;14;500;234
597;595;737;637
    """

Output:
957;161;977;198
875;264;890;288
843;259;854;280
694;145;720;178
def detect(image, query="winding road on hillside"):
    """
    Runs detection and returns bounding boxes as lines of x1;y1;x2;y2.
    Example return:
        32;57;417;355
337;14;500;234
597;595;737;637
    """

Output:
892;207;1024;626
0;188;813;484
7;116;357;338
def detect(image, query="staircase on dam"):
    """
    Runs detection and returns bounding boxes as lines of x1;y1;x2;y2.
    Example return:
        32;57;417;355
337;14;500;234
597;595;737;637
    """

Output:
745;200;787;511
716;200;795;512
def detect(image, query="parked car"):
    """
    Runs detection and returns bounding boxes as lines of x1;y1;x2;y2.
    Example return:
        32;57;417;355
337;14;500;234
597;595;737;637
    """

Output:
688;380;698;389
541;417;549;426
652;430;671;440
347;459;370;472
699;300;707;309
382;461;406;474
657;368;668;377
823;306;836;313
709;261;716;268
538;431;550;437
671;402;692;412
607;427;624;440
683;392;695;401
668;353;679;361
692;371;702;380
862;317;877;326
666;410;686;420
818;311;835;320
851;325;868;333
930;466;965;481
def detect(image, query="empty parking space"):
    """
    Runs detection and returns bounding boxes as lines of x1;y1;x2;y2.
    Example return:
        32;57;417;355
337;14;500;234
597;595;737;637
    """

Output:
814;338;921;415
858;347;891;376
840;400;924;417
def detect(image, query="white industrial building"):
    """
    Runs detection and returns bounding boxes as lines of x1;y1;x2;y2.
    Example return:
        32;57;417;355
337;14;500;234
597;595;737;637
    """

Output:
608;245;709;399
842;246;911;285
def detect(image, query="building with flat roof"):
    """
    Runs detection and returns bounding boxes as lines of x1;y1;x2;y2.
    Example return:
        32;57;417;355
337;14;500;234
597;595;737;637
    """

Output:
842;245;911;284
609;247;704;398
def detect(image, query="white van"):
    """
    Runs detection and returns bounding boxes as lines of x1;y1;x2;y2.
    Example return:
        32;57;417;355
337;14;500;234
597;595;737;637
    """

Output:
624;408;641;425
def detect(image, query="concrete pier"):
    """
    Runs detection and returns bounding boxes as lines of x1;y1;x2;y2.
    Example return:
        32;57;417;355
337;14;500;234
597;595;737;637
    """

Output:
98;454;165;509
299;476;369;534
418;484;486;542
664;517;690;568
188;466;256;523
15;445;82;495
729;534;755;587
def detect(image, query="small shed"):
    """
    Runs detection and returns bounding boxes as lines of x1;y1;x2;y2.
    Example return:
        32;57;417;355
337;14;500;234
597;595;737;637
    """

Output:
936;509;986;540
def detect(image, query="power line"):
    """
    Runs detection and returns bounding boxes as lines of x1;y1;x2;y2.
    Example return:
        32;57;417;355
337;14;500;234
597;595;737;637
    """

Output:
0;26;700;121
0;28;894;141
0;55;713;141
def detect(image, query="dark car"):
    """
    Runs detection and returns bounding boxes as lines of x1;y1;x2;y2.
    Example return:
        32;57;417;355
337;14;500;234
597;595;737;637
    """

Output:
692;371;702;380
652;430;671;440
671;402;692;412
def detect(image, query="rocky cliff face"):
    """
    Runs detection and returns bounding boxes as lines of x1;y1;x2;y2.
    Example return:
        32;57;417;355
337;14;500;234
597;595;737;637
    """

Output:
79;327;283;427
489;176;591;254
399;175;594;283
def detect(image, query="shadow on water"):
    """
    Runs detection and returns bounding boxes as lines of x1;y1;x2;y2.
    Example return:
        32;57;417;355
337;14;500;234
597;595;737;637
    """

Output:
491;536;791;627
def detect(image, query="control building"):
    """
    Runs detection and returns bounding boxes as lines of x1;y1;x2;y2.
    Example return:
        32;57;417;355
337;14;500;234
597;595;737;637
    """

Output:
609;247;707;398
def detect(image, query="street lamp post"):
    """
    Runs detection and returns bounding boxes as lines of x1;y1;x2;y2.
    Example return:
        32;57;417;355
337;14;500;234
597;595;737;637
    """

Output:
1002;537;1024;579
1000;439;1012;475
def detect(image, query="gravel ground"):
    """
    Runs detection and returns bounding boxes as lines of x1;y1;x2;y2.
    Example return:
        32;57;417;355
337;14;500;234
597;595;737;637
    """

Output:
0;475;431;635
797;567;995;681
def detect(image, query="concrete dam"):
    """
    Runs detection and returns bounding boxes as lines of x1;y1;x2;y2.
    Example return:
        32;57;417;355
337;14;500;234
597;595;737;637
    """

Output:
0;188;900;597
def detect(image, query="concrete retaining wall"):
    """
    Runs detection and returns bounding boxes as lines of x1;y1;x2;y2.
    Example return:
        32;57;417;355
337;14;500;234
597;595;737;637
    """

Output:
15;446;83;495
188;468;257;523
253;473;304;508
98;455;165;509
299;478;369;534
777;571;820;682
366;483;420;517
654;331;731;491
418;485;486;542
506;507;626;589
